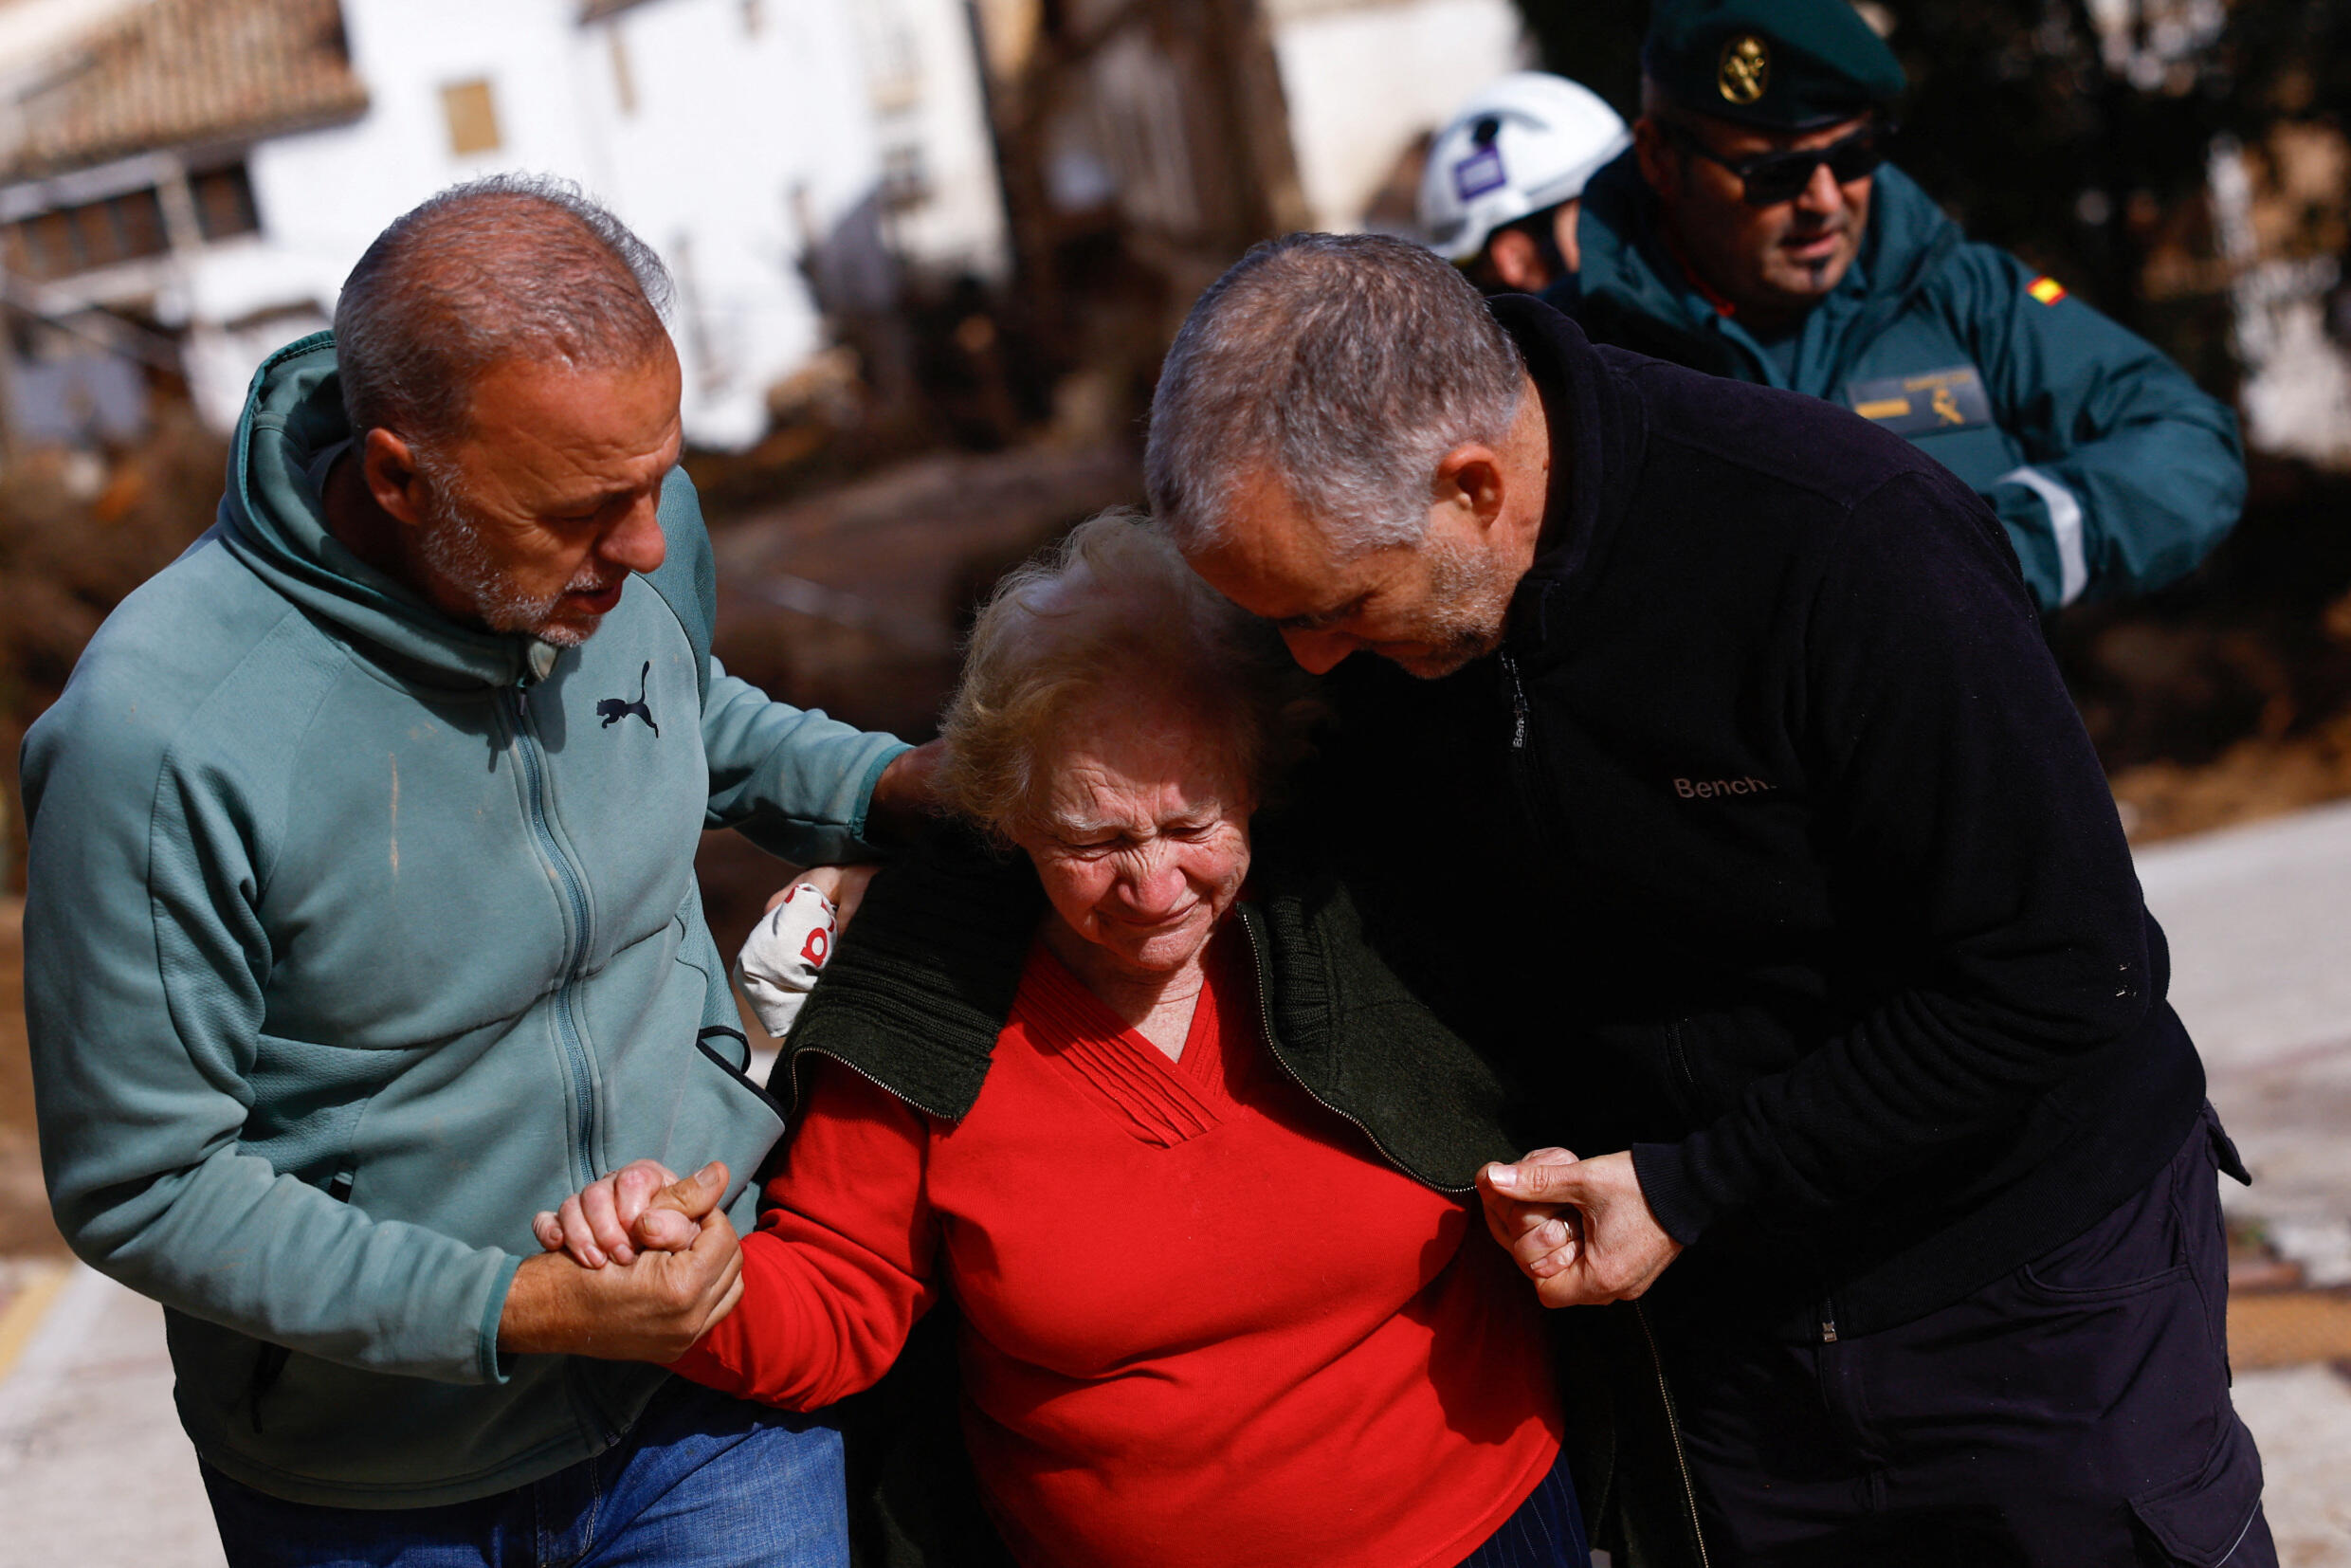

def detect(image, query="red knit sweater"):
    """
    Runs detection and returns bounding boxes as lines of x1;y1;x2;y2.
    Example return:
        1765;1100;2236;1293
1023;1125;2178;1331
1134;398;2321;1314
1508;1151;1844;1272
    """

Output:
674;925;1562;1568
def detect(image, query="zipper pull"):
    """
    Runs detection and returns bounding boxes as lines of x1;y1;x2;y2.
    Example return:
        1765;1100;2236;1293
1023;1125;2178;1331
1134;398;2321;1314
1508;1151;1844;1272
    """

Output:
1820;1319;1839;1344
1501;650;1531;750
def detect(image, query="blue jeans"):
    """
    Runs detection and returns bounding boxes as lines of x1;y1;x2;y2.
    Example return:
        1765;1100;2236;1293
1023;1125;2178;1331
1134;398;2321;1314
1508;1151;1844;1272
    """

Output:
200;1377;847;1568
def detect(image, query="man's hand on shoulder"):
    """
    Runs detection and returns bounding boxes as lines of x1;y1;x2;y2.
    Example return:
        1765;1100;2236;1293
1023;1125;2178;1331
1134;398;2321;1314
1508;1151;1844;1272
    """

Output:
1478;1149;1684;1308
502;1163;742;1361
864;738;946;845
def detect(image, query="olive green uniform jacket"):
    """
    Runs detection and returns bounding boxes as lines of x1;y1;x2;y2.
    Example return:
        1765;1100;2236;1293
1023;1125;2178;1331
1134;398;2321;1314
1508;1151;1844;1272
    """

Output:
1574;155;2245;612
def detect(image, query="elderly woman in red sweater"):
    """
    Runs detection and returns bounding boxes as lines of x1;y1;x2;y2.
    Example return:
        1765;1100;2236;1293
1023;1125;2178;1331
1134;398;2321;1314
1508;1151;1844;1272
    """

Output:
538;514;1584;1568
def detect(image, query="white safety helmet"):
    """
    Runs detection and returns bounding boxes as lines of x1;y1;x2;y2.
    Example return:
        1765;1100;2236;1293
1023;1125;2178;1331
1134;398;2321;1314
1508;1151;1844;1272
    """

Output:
1419;72;1632;264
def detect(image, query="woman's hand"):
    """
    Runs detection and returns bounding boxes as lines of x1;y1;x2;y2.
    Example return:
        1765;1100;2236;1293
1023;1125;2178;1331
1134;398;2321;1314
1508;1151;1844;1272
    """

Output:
769;862;880;930
1478;1149;1684;1307
738;867;877;1039
534;1158;717;1267
1478;1146;1584;1284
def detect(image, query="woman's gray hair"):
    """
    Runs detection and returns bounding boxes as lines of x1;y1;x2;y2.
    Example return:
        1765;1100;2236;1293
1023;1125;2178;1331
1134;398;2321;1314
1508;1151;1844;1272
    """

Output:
334;173;674;454
1144;231;1524;559
939;510;1315;842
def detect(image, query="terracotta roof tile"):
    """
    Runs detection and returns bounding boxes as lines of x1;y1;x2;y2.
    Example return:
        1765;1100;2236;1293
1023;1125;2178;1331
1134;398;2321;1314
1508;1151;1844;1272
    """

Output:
0;0;369;183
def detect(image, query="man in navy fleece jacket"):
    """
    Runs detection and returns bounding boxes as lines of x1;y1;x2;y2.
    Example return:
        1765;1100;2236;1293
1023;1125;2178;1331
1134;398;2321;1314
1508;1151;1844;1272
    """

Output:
1150;231;2272;1567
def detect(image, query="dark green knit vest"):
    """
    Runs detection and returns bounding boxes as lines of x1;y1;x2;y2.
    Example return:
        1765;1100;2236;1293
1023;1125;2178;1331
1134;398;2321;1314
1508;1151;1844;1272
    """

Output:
769;825;1521;1191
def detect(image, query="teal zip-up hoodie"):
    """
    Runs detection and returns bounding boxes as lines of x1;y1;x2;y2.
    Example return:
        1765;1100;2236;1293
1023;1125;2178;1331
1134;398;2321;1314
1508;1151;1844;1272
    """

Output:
18;333;908;1507
1574;155;2245;611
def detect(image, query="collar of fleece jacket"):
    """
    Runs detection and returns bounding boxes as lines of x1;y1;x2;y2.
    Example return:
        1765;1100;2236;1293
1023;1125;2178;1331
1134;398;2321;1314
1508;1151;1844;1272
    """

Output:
218;332;575;690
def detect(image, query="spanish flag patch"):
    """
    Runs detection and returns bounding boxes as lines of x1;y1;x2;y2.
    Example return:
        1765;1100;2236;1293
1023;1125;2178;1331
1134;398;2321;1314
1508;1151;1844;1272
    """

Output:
2028;275;2068;306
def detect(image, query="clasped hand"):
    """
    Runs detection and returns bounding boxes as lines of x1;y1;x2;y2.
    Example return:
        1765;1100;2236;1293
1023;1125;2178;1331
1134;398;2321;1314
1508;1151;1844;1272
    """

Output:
501;863;879;1363
497;1160;740;1363
533;1158;706;1267
1475;1148;1684;1308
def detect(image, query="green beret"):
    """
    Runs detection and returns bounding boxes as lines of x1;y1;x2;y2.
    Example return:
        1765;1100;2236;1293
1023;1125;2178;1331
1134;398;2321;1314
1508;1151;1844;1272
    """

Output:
1643;0;1905;130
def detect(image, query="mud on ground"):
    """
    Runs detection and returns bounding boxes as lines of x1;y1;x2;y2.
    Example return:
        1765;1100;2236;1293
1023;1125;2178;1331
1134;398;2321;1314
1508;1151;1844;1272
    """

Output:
2056;455;2351;843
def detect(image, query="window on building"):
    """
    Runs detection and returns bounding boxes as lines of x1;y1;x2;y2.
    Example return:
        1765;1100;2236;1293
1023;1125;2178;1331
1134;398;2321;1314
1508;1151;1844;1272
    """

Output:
858;0;921;113
880;141;929;212
2;184;173;282
441;79;502;157
68;202;118;266
191;163;261;243
113;184;171;253
6;210;72;279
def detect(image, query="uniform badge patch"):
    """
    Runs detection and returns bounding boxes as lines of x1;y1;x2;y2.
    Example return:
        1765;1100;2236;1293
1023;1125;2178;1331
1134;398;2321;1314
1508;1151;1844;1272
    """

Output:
1847;365;1994;436
1452;145;1507;202
1718;35;1769;105
2028;275;2068;306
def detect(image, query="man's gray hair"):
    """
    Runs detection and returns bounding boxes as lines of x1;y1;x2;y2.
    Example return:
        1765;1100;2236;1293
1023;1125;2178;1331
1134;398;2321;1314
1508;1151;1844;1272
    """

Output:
334;173;674;452
1145;232;1524;558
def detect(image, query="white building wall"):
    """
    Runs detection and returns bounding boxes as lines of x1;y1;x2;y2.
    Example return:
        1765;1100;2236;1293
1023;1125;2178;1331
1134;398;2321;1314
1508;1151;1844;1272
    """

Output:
852;0;1010;280
1267;0;1524;234
239;0;596;301
177;0;890;449
582;0;883;447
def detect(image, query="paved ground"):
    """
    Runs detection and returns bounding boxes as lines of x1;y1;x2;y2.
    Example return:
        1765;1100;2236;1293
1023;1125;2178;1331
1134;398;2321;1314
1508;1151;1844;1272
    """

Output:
2;803;2348;1565
0;1260;223;1568
2144;799;2351;1289
2143;799;2351;1567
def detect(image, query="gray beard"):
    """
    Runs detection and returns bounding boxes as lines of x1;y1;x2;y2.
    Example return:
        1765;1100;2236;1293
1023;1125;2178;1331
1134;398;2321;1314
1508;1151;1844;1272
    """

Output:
412;468;592;646
1400;532;1517;678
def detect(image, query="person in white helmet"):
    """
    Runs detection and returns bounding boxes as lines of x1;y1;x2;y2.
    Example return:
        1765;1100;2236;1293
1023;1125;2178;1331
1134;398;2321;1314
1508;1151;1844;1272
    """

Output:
1419;71;1631;299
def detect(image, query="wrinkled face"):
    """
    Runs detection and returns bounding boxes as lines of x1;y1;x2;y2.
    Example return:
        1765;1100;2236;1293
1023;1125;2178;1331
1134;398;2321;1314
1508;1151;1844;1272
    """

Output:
1011;693;1254;980
414;341;683;646
1646;112;1875;327
1184;468;1522;680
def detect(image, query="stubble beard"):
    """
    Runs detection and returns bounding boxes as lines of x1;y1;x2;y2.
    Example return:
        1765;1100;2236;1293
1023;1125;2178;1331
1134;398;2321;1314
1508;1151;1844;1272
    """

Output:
1393;533;1518;680
413;464;614;647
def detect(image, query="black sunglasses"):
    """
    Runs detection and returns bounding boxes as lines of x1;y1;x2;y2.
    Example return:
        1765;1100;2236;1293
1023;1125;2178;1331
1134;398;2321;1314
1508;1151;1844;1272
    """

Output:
1663;120;1891;208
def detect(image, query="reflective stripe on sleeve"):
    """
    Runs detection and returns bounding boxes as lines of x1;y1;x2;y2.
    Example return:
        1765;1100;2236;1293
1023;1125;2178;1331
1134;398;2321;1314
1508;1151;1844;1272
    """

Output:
1996;465;2087;606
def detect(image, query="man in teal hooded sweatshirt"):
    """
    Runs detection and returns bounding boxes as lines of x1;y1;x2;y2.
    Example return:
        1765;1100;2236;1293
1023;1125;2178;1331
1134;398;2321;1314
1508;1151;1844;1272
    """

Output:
19;177;929;1563
1569;0;2245;613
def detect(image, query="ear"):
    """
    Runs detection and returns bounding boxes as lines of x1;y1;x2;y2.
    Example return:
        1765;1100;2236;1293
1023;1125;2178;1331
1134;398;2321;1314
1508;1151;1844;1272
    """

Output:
1551;198;1583;276
357;428;431;528
1432;443;1509;533
1486;228;1549;293
1633;118;1678;199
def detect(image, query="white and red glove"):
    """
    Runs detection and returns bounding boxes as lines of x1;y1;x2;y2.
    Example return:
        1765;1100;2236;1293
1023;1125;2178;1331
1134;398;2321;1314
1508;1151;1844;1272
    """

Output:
733;882;840;1038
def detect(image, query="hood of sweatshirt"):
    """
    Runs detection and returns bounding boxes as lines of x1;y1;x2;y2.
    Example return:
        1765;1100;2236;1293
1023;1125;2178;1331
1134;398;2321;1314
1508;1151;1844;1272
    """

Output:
216;331;557;690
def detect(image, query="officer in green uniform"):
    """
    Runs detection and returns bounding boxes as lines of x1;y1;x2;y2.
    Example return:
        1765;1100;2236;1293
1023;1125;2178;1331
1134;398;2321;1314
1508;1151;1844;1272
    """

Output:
1568;0;2245;612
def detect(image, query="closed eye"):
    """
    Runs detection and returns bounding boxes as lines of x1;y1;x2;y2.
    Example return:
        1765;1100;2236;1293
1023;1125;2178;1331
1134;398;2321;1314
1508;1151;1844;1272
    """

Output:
1275;595;1371;634
553;485;649;526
